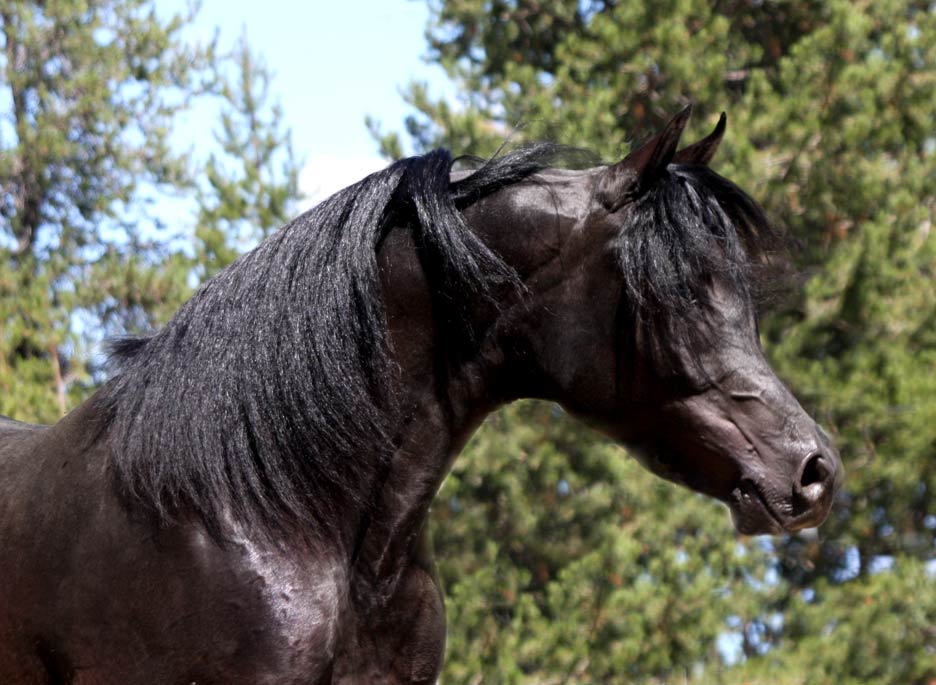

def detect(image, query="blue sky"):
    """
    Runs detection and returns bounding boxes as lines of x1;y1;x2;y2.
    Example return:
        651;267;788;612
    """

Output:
168;0;454;205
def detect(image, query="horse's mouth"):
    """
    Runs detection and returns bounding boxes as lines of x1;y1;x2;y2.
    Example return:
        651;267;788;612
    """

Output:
729;475;837;535
729;480;786;535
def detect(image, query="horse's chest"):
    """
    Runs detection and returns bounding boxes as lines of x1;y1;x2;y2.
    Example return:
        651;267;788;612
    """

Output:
330;564;446;685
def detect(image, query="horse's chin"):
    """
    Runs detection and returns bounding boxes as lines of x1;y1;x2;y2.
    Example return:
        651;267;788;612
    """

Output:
728;489;785;536
728;480;828;536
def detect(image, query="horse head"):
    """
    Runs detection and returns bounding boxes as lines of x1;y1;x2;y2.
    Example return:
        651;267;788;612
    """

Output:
498;108;842;535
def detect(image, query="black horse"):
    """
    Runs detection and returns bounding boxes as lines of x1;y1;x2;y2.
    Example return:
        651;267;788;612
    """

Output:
0;108;841;684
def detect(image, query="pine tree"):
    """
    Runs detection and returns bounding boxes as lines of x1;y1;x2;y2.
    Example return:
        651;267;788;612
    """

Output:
0;4;302;424
193;30;302;282
0;0;211;421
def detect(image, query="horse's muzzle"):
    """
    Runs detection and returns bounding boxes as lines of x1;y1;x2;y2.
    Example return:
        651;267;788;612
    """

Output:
730;447;842;535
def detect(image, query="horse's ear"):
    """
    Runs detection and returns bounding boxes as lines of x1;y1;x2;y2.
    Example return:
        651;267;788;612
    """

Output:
596;105;692;212
674;112;726;166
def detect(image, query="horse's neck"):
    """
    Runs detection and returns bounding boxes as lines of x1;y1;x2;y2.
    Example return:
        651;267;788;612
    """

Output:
352;228;499;592
351;375;489;591
352;177;589;595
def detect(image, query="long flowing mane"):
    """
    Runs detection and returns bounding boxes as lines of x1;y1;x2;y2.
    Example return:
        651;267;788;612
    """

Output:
100;145;775;542
100;145;569;541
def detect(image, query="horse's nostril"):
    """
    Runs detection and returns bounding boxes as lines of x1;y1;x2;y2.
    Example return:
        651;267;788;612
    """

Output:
800;453;827;488
795;452;833;506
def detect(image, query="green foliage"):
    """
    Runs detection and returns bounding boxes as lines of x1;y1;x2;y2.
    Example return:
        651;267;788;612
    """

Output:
724;560;936;685
435;402;778;684
0;3;301;423
384;0;936;681
0;0;211;422
194;30;302;281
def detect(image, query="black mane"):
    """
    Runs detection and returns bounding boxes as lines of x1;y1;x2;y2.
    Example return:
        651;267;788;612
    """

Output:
613;163;776;374
101;145;568;541
100;145;775;541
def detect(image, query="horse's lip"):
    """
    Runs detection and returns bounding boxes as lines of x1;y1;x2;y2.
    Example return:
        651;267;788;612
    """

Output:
731;478;834;535
730;480;785;535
